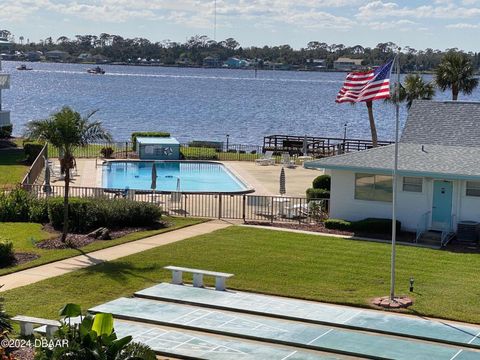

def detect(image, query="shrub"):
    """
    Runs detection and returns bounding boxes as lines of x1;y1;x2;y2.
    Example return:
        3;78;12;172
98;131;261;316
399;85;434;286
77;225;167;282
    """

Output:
324;219;352;231
47;197;162;232
100;146;114;158
312;174;331;190
0;125;12;139
29;198;50;223
188;141;223;151
352;218;401;234
23;142;44;163
306;188;330;201
0;188;32;222
131;131;170;151
0;239;15;268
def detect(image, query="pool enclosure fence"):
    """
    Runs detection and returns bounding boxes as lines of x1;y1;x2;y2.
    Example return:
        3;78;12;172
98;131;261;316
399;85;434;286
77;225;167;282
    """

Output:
21;184;330;224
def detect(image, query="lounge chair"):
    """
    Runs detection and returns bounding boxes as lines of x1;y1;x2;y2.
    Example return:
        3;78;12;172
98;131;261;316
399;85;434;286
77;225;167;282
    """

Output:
281;153;296;168
255;151;275;166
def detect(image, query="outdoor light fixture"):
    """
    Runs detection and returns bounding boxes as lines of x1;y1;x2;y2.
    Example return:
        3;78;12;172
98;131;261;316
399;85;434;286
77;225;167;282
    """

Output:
226;134;230;151
409;277;415;292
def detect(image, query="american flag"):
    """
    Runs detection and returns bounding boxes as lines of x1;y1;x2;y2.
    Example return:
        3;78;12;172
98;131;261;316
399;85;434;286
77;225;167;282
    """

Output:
336;59;393;103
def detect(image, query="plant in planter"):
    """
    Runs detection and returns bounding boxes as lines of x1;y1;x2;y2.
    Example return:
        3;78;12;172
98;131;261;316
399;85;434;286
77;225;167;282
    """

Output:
35;303;156;360
100;146;114;158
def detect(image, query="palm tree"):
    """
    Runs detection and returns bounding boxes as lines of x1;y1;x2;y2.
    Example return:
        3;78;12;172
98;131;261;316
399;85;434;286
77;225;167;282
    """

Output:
25;107;111;242
435;51;478;100
365;101;378;147
388;74;436;109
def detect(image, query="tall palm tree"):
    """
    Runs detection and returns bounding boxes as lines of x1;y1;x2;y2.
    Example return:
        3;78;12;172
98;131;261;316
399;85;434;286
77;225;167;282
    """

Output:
25;107;111;242
365;101;378;147
435;51;478;100
388;74;436;109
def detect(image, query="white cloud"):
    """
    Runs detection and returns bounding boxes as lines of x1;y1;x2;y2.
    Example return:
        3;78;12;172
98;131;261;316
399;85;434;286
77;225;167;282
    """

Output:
446;22;480;28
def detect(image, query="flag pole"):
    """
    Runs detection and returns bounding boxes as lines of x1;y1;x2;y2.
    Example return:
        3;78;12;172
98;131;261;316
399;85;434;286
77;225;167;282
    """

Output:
390;50;401;301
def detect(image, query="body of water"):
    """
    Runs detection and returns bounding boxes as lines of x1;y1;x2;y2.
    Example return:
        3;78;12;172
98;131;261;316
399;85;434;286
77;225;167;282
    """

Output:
2;61;479;144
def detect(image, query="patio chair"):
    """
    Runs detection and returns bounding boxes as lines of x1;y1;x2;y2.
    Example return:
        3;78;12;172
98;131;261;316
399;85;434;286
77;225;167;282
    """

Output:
255;151;275;166
281;153;296;168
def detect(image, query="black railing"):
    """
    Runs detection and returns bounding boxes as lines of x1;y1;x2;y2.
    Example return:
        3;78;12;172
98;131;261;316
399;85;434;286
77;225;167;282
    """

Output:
22;184;329;224
22;144;48;185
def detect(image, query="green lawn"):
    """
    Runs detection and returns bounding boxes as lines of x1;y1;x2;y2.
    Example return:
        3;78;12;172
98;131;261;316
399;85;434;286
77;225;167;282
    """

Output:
3;226;480;325
0;149;29;188
0;217;204;276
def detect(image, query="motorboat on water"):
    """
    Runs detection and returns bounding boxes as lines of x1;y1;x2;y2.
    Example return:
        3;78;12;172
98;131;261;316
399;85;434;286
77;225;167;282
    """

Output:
17;64;33;70
87;66;105;74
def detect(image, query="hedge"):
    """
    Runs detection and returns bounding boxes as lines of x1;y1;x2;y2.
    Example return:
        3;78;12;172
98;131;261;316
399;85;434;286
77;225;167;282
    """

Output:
131;132;170;151
23;142;44;163
306;188;330;201
325;218;401;234
48;197;162;232
0;125;12;139
312;175;331;190
0;239;15;268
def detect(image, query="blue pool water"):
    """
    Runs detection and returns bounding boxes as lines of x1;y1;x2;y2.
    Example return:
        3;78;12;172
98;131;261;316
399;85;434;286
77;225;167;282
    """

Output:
102;161;251;193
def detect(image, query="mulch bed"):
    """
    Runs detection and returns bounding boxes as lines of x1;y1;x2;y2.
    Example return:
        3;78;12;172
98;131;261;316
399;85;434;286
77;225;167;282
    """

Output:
36;222;170;250
14;252;40;265
245;221;416;242
10;347;35;360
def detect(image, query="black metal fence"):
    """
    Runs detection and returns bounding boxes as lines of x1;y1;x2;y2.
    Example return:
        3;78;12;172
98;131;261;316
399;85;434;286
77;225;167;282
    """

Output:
22;184;329;224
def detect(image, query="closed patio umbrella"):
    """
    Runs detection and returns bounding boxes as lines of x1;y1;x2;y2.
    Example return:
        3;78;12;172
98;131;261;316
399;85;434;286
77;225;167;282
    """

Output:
279;167;286;195
43;157;52;194
151;162;157;190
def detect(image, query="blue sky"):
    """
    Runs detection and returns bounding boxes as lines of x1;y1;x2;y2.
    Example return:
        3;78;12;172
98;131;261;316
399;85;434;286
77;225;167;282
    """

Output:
2;0;480;51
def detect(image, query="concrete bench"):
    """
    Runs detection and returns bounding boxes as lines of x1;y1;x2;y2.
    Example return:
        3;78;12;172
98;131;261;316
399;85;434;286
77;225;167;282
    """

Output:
164;265;234;291
11;315;61;337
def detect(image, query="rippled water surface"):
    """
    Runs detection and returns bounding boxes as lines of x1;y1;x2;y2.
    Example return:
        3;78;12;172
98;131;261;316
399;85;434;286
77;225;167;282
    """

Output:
2;61;479;144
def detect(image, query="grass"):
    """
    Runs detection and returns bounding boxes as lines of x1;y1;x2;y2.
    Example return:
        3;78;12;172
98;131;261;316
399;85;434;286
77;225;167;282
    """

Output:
0;149;29;188
3;226;480;325
0;217;204;276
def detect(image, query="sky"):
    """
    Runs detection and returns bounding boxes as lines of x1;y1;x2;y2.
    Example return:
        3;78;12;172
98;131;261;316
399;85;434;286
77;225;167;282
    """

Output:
2;0;480;51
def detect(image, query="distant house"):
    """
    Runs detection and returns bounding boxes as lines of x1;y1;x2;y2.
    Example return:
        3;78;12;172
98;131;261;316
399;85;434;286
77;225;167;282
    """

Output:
305;59;326;71
0;61;11;129
77;53;92;62
0;37;13;53
333;57;363;71
45;50;68;61
223;57;249;69
25;51;42;62
203;56;219;68
306;100;480;245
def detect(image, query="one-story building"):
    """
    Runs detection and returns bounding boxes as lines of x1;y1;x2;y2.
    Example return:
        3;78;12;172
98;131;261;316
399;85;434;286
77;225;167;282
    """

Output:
306;100;480;244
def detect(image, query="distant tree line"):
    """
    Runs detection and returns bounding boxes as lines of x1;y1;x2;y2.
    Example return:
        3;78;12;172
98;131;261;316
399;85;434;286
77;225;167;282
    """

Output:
4;31;480;71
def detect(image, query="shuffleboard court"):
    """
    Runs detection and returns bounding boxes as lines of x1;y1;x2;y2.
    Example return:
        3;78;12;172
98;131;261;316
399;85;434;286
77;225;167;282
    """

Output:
112;319;341;360
135;283;480;348
90;297;480;360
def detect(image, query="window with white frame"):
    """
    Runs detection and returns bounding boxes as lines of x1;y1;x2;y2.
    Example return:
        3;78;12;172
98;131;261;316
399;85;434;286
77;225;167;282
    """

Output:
466;181;480;197
403;177;422;192
355;173;392;202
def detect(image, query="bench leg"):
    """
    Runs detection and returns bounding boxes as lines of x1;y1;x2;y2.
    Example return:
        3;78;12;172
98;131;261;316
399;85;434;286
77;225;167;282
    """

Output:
171;270;183;285
193;273;204;288
215;277;226;291
20;322;34;336
46;325;59;338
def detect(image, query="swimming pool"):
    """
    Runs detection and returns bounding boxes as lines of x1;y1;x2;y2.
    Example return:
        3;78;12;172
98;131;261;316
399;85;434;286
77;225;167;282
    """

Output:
102;161;253;193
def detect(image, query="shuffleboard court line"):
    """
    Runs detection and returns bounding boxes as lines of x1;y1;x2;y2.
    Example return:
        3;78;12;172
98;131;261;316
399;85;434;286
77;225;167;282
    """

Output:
341;311;363;324
182;311;214;326
280;350;298;360
468;330;480;344
449;349;463;360
307;329;334;345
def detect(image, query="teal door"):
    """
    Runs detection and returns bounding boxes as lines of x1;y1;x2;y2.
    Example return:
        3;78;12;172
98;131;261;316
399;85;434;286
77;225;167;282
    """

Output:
432;181;453;229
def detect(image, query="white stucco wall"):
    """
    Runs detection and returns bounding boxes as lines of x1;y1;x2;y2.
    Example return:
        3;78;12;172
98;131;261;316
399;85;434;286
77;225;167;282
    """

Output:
328;170;480;232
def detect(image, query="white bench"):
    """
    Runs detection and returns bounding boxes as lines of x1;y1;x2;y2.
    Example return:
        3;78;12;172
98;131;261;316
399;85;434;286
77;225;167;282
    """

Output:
164;265;234;291
12;315;61;337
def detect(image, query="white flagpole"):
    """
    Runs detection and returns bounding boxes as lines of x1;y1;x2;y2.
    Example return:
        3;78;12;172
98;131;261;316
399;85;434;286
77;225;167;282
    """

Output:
390;50;401;301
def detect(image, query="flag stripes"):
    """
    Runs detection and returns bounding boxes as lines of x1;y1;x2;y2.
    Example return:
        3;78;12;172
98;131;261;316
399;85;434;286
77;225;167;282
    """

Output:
336;60;393;103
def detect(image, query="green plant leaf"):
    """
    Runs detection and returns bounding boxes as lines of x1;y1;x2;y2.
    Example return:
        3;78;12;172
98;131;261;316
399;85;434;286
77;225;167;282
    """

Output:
59;303;82;318
92;313;114;337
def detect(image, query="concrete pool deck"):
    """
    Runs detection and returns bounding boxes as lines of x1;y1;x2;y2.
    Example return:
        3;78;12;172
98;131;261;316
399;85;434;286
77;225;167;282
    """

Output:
56;158;322;196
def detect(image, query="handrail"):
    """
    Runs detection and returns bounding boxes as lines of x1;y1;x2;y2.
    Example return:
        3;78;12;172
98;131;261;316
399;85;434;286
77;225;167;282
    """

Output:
415;211;430;243
441;214;456;247
21;144;48;186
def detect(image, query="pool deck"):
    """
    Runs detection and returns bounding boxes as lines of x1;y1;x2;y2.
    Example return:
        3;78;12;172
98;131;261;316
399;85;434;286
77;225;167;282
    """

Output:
58;158;322;196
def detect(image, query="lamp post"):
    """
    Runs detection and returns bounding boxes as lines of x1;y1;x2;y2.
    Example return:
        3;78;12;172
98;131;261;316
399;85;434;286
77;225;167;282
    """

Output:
226;134;230;152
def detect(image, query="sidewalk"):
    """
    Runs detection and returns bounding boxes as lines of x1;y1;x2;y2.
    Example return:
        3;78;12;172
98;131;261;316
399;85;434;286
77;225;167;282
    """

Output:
0;220;231;292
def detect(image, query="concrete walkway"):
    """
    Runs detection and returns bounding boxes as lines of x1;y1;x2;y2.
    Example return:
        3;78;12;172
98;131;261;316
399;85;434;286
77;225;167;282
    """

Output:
0;220;231;292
